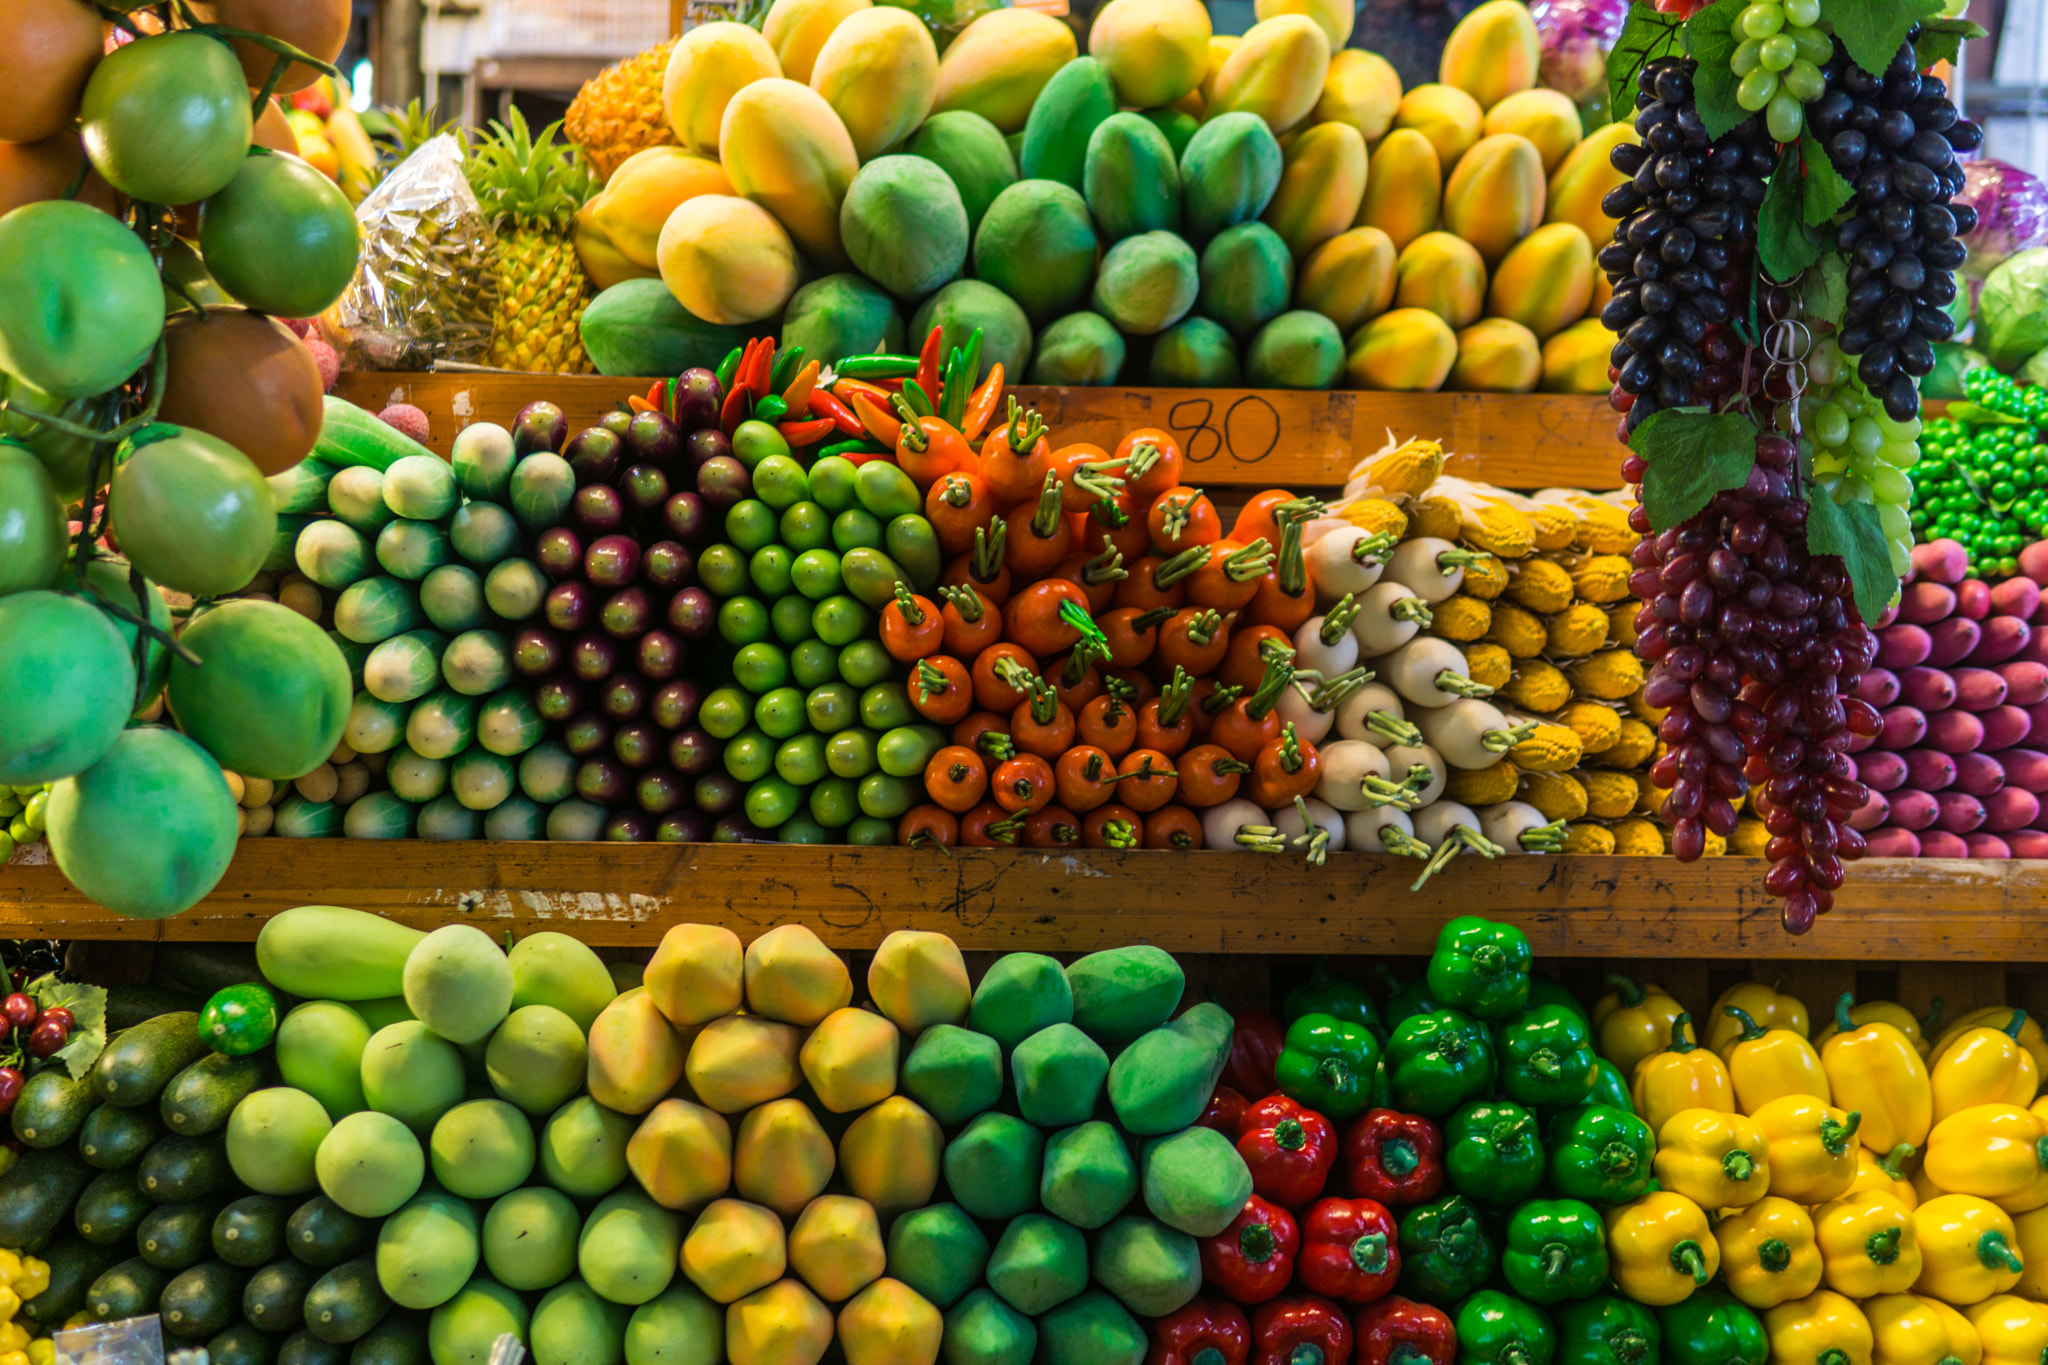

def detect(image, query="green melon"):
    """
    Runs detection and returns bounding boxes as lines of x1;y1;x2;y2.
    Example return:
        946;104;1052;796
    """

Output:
579;280;755;378
169;599;352;780
47;726;239;919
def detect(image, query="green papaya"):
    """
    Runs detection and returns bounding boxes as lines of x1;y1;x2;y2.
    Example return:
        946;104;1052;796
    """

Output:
1084;114;1181;243
909;281;1032;386
905;112;1017;233
841;156;969;301
778;275;904;369
1149;317;1241;386
1091;231;1198;337
1018;57;1118;190
1027;313;1125;386
1179;112;1283;246
578;281;754;380
971;181;1098;326
1197;222;1294;341
1246;310;1345;389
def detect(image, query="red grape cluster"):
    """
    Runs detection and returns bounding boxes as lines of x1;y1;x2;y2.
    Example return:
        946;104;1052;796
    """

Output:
0;989;76;1114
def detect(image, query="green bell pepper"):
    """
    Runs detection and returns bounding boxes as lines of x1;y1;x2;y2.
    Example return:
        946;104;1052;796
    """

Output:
1659;1291;1768;1365
1397;1194;1497;1302
1502;1199;1609;1304
1275;1012;1380;1120
1285;959;1385;1037
1494;1005;1600;1110
1386;1009;1496;1119
1526;976;1590;1024
1554;1296;1662;1365
1588;1058;1635;1115
1545;1105;1655;1206
1375;966;1442;1030
1457;1290;1559;1365
1445;1100;1545;1207
1425;915;1533;1021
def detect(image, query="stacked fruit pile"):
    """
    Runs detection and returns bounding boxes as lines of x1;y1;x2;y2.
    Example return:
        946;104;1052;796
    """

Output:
1912;371;2048;582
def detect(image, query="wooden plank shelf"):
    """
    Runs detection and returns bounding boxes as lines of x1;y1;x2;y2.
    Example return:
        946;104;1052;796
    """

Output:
4;844;2040;961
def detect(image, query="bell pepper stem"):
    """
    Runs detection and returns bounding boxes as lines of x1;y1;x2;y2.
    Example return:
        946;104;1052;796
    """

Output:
1671;1239;1711;1285
1192;1352;1226;1365
1865;1225;1901;1265
1835;992;1860;1035
1606;974;1647;1008
1608;1330;1652;1365
1525;1049;1563;1077
1381;1137;1419;1177
1820;1111;1862;1155
1351;1231;1389;1273
1273;1118;1306;1151
1667;1014;1700;1053
1879;1143;1914;1179
2007;1008;2028;1039
1980;1231;2024;1272
1922;997;1946;1033
1499;1348;1532;1365
1818;1352;1850;1365
1723;1148;1756;1182
1725;1006;1768;1042
1289;1347;1327;1365
1602;1140;1643;1176
1757;1238;1790;1273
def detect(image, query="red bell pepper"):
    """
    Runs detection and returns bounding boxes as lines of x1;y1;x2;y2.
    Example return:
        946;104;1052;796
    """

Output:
1148;1296;1251;1365
1296;1197;1399;1304
1200;1195;1298;1306
1226;1007;1286;1100
1352;1297;1455;1365
1252;1295;1353;1365
1237;1093;1337;1208
1201;1084;1250;1135
1341;1109;1444;1209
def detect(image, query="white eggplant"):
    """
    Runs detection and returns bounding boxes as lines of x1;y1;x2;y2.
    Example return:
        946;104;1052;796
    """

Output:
1351;581;1430;655
1413;698;1536;771
1382;742;1446;806
1203;798;1278;852
1382;536;1484;603
1333;681;1421;748
1270;797;1344;864
1409;800;1507;889
1293;596;1361;678
1378;637;1494;709
1314;739;1392;811
1478;801;1569;853
1306;525;1391;605
1345;805;1428;859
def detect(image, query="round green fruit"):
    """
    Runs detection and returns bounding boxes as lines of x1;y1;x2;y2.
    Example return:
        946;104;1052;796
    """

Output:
79;557;174;714
0;200;165;400
200;152;361;319
201;982;280;1056
0;440;66;594
80;31;252;207
109;424;276;597
0;589;135;785
169;598;351;779
46;725;239;919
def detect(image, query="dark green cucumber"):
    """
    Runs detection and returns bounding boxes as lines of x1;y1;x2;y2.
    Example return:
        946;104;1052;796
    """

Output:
75;1168;152;1245
86;1257;173;1322
303;1256;389;1345
12;1069;98;1148
245;1258;322;1333
209;1321;284;1365
215;1196;294;1267
79;1102;166;1168
155;943;266;998
95;1012;209;1107
139;1135;234;1203
106;987;205;1033
281;1331;350;1365
138;1200;226;1272
163;1052;268;1136
0;1147;95;1248
349;1311;428;1365
19;1239;124;1328
160;1260;249;1339
287;1198;377;1268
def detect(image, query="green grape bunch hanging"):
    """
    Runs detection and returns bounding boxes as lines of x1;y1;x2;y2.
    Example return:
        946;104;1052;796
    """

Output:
1730;0;1832;141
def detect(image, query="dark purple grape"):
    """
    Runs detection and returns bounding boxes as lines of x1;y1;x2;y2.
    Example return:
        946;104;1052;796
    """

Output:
577;758;629;803
545;581;594;632
598;409;634;439
565;427;623;486
711;814;765;841
585;535;642;589
627;409;684;469
685;427;731;468
513;401;567;456
644;541;695;591
694;771;742;816
536;527;584;581
652;681;703;732
672;369;723;433
614;724;659;770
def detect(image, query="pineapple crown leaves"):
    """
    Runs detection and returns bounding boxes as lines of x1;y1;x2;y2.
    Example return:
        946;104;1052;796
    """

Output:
467;107;599;233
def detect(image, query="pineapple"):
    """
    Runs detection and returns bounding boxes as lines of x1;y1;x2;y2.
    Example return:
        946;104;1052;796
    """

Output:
370;99;462;189
467;110;599;375
565;41;677;183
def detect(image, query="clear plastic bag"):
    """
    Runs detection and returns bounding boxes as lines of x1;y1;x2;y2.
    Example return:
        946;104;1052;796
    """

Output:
52;1314;165;1365
327;134;499;370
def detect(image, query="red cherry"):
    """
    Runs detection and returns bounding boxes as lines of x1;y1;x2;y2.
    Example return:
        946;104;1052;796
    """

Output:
26;1018;68;1058
40;1006;74;1032
0;1067;21;1114
1;993;35;1030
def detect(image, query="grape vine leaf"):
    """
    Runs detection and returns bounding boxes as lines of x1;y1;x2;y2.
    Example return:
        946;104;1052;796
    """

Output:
1629;408;1760;530
1682;0;1751;140
1799;132;1856;227
1916;17;1989;69
1805;493;1900;624
1820;0;1944;76
1802;251;1849;321
28;975;107;1083
1608;4;1686;125
1759;145;1824;281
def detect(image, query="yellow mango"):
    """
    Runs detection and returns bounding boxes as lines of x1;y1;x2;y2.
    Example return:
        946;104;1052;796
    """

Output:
799;1007;900;1113
1088;0;1211;109
727;1280;833;1365
1207;15;1330;135
1316;49;1402;143
1542;317;1617;394
1200;37;1240;106
810;6;938;162
1392;83;1483;169
586;988;687;1116
1356;127;1440;251
627;1098;733;1210
1395;230;1487;328
1451;318;1541;392
573;202;658;291
1588;270;1614;317
839;1278;943;1365
733;1098;836;1218
594;148;733;271
839;1097;942;1214
1442;132;1545;265
867;931;970;1036
1487;221;1594;339
686;1014;804;1113
744;924;853;1025
787;1196;885;1303
1263;121;1367;261
683;1199;787;1304
644;924;745;1029
931;9;1076;133
720;78;860;269
1547;120;1639;251
657;195;800;326
1344;307;1458;391
763;0;870;84
664;22;782;158
1254;0;1352;48
1440;0;1541;110
1484;88;1582;174
1297;226;1396;333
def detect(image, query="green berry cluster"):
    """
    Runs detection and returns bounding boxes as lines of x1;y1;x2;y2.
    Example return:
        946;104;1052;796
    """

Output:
1965;366;2048;422
0;784;51;862
1912;417;2046;580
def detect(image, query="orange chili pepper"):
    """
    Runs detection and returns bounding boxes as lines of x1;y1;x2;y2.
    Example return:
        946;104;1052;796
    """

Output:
850;393;902;448
781;358;820;414
777;418;837;448
961;362;1005;443
808;388;865;437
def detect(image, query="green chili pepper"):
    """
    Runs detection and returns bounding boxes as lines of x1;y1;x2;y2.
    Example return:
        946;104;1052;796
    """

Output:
1397;1194;1497;1302
1444;1099;1545;1207
1274;1012;1380;1121
1456;1290;1559;1365
837;353;922;379
1426;915;1534;1021
1384;1008;1495;1118
1659;1292;1767;1365
1284;960;1385;1037
819;438;890;460
1494;1005;1601;1110
1503;1199;1609;1304
715;346;744;392
769;344;804;392
901;377;935;417
753;395;789;424
1554;1296;1662;1365
1545;1104;1654;1206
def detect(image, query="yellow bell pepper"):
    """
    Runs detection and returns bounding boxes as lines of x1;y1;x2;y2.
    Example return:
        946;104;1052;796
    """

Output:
1924;1105;2048;1213
1932;1013;2040;1123
1850;1145;1922;1209
727;1278;835;1365
1724;1006;1833;1112
1656;1108;1772;1210
1816;1191;1923;1297
1598;975;1686;1076
1967;1296;2048;1365
1925;1297;1985;1365
838;1278;943;1365
1765;1290;1874;1365
1753;1094;1865;1205
1635;1014;1737;1134
1913;1195;2025;1305
1708;982;1813;1052
744;924;854;1027
1866;1293;1972;1365
786;1195;886;1303
2011;1206;2048;1300
734;1099;836;1219
1817;1000;1945;1059
1605;1190;1721;1306
799;1007;902;1114
1937;1011;2048;1077
1822;994;1933;1156
683;1199;789;1304
867;931;971;1036
627;1098;734;1210
1720;1196;1826;1309
839;1096;942;1214
6;1264;42;1304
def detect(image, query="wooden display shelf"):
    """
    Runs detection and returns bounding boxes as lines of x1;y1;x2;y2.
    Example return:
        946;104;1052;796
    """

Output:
3;844;2040;961
332;374;1622;492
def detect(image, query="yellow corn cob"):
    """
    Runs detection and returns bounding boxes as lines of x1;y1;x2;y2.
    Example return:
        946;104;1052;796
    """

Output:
1564;822;1617;855
1582;769;1641;819
1465;642;1513;691
1432;595;1493;642
1534;487;1637;553
1612;817;1666;856
1569;651;1646;701
1702;827;1727;856
1557;700;1622;754
1607;601;1640;648
1448;759;1522;806
1485;603;1549;659
1627;689;1667;724
1404;495;1462;542
1570;554;1635;603
1501;660;1572;713
1462;554;1509;600
1509;723;1585;773
1430;476;1538;558
1547;602;1611;657
1596;718;1658;769
1345;433;1446;501
1520;769;1589;822
1642;779;1669;816
1341;497;1409;539
1505;558;1575;613
1728;818;1771;857
1526;499;1579;552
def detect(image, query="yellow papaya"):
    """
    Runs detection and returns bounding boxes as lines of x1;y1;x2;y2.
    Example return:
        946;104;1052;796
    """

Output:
838;1278;943;1365
733;1098;836;1219
1088;0;1211;109
1392;83;1483;169
1450;317;1541;392
586;988;686;1116
1263;121;1366;262
1207;15;1330;135
686;1014;804;1113
1355;127;1439;252
1547;120;1639;250
931;9;1076;133
867;931;970;1037
839;1097;942;1214
1315;49;1402;143
1483;88;1582;174
1395;230;1487;328
1441;132;1545;265
1439;0;1540;110
644;923;745;1029
1297;225;1396;334
1541;317;1616;394
720;78;861;269
1344;307;1458;391
763;0;870;84
664;22;781;158
657;195;800;326
627;1098;732;1210
1254;0;1351;48
799;1006;900;1113
727;1280;834;1365
810;6;938;162
683;1199;787;1304
573;202;658;291
1486;221;1594;339
743;924;853;1025
1200;36;1239;106
787;1196;886;1303
593;148;734;272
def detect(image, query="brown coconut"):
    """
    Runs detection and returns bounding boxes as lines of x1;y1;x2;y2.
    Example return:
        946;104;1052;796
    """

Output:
0;134;124;218
189;0;352;94
0;0;105;145
157;308;325;475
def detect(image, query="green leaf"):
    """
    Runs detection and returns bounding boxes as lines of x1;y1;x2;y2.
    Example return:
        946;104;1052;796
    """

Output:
1758;144;1823;281
30;976;108;1083
1805;493;1901;624
1945;400;2028;426
1683;0;1752;140
1802;251;1849;320
1915;17;1988;69
1608;4;1686;125
1799;132;1856;227
1630;408;1760;530
1819;0;1944;75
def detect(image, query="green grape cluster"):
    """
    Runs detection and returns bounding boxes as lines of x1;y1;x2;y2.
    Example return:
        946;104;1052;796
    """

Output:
0;783;52;861
1732;0;1831;141
1799;336;1920;575
1910;411;2047;579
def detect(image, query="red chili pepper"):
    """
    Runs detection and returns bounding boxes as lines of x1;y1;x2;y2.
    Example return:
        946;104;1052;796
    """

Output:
1199;1084;1249;1136
1341;1110;1444;1210
718;381;752;435
1225;1007;1287;1104
1352;1298;1455;1365
1296;1197;1399;1305
777;417;837;448
961;362;1006;443
1237;1093;1338;1209
808;388;866;438
1253;1296;1353;1365
1149;1297;1252;1365
916;324;944;398
1200;1195;1297;1306
744;336;775;393
643;380;665;410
